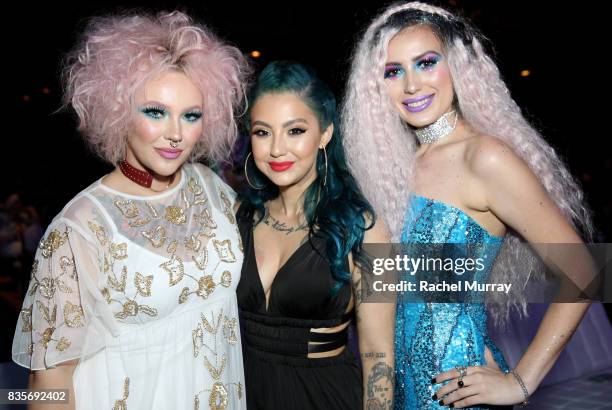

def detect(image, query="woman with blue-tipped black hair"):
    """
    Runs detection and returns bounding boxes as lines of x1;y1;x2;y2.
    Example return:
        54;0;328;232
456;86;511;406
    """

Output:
236;61;395;409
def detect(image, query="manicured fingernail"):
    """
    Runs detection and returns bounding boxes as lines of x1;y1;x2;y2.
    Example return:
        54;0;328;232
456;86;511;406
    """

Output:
438;400;444;406
432;393;437;400
449;404;454;408
431;377;437;384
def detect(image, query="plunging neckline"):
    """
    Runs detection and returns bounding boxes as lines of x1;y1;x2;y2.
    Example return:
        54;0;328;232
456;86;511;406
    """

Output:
249;227;312;312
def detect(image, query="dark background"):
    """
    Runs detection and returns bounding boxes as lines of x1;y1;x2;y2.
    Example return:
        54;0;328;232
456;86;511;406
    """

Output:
2;0;610;360
5;0;610;239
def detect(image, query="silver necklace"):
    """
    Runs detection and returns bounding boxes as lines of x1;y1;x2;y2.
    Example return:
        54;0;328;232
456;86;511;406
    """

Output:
414;110;458;144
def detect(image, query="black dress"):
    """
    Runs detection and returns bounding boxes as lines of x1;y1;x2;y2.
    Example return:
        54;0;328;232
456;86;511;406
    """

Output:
236;208;362;410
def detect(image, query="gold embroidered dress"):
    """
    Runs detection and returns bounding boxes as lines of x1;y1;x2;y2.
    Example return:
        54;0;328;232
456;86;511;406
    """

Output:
12;163;246;409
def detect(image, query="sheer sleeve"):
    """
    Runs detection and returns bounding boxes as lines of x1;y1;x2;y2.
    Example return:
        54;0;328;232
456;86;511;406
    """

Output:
12;218;105;370
193;163;237;223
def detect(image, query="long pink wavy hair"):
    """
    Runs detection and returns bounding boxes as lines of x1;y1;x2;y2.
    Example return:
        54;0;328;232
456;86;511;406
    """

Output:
341;2;593;321
63;11;250;165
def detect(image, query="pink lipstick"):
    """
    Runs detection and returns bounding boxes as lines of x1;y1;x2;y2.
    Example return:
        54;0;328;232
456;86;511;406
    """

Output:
155;148;183;160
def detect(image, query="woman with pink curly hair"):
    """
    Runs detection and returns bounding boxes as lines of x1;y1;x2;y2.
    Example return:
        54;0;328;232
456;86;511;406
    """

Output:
343;2;593;409
12;11;249;409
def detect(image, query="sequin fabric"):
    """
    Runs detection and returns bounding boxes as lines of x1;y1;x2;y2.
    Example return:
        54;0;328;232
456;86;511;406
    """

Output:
394;195;509;410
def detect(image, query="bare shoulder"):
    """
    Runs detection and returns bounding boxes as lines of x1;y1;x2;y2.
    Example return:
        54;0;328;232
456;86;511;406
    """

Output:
464;134;526;178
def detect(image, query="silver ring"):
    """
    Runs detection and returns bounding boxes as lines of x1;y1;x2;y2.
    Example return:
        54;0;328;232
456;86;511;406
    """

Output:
456;366;467;378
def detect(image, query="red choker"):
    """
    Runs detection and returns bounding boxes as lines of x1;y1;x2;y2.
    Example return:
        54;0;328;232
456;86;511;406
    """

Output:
118;160;153;188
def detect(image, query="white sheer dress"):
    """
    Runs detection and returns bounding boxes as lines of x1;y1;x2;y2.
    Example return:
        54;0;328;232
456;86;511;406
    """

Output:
12;163;246;409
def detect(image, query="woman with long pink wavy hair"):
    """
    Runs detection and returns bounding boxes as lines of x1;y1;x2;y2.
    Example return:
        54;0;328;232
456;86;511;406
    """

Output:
342;2;594;409
12;11;250;409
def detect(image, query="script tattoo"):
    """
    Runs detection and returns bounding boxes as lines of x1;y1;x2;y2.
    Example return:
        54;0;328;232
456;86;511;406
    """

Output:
366;362;394;410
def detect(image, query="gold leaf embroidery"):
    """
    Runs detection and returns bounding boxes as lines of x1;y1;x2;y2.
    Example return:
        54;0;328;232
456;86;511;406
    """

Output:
108;266;128;292
114;200;139;218
128;217;151;228
26;343;34;356
141;226;166;248
112;377;130;410
20;306;32;332
201;311;222;335
204;356;226;381
39;277;56;299
213;240;236;263
135;272;153;297
188;177;203;196
41;327;56;348
31;259;39;277
138;305;158;317
145;202;160;219
64;301;85;328
196;276;215;299
193;198;208;207
88;221;108;245
208;382;229;410
56;337;71;352
115;300;139;319
114;300;157;319
160;255;185;286
39;229;69;258
223;317;238;345
111;243;128;260
220;271;232;288
219;190;232;209
37;301;57;325
59;256;77;280
185;235;202;252
165;206;186;225
179;287;191;304
192;324;203;357
193;249;208;271
167;240;178;255
219;190;236;225
101;288;112;304
195;208;217;230
237;382;243;399
56;280;74;294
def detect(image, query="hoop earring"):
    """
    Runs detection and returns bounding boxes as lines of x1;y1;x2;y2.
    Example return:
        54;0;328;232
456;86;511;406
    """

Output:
320;145;328;187
244;152;264;190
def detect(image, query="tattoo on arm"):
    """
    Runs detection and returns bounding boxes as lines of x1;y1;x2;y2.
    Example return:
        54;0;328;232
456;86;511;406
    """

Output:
361;352;386;360
365;362;394;410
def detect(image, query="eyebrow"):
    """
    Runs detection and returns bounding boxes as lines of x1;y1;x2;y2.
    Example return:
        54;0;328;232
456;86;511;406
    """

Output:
252;118;309;128
385;50;442;66
283;118;308;127
140;100;202;112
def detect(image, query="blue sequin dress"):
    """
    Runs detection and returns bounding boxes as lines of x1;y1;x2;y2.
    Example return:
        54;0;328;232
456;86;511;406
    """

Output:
394;195;509;410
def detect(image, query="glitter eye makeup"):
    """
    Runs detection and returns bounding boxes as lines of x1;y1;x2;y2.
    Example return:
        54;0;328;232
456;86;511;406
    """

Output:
384;64;405;79
415;53;442;72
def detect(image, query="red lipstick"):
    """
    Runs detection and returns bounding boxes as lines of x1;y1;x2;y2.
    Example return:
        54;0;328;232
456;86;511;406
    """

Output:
269;161;294;172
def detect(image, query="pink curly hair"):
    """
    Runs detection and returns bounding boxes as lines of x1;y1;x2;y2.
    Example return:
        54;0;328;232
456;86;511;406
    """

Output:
63;11;250;165
341;2;593;321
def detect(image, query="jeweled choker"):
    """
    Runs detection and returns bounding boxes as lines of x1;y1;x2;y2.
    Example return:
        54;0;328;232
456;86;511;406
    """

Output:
414;110;458;144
